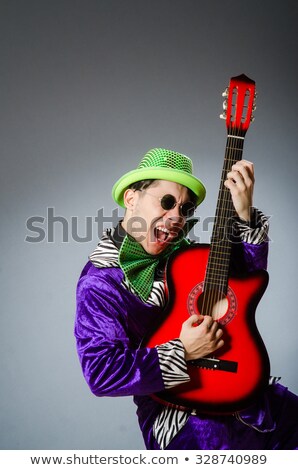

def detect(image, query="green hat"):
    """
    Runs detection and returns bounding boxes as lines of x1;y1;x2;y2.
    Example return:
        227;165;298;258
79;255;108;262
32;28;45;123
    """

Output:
112;148;206;208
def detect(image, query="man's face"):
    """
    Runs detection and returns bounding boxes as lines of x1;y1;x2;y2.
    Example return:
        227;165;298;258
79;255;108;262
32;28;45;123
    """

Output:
123;180;193;255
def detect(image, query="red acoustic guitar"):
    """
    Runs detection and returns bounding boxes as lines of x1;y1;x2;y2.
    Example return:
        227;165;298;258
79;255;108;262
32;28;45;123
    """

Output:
143;74;270;413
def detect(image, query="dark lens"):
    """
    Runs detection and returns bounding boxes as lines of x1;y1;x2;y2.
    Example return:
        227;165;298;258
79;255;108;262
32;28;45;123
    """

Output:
160;194;176;211
181;202;196;217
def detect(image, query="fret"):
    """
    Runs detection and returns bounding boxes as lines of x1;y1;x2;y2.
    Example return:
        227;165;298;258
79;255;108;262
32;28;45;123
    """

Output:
208;250;230;260
214;203;234;211
224;147;244;153
206;269;230;279
205;279;229;289
207;252;231;261
205;270;229;281
206;265;230;274
203;280;228;293
204;277;228;285
211;226;234;236
207;267;230;276
226;137;245;143
209;249;231;260
203;284;227;293
205;274;229;284
205;280;228;288
209;244;231;254
225;142;244;149
210;236;232;245
204;280;229;290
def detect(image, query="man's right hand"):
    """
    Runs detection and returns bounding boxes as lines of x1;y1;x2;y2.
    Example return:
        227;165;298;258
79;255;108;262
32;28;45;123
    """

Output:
179;314;224;361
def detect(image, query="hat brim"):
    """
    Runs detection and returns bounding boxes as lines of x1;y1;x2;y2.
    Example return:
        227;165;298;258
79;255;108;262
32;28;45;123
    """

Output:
112;167;206;208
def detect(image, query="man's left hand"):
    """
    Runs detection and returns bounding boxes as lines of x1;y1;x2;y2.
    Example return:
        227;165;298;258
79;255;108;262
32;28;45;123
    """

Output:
224;159;255;222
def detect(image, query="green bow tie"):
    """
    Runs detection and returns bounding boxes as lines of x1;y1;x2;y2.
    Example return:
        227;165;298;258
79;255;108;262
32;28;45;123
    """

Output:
118;219;197;302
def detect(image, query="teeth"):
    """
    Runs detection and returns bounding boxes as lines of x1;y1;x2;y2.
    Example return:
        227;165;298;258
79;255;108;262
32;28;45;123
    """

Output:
156;227;169;234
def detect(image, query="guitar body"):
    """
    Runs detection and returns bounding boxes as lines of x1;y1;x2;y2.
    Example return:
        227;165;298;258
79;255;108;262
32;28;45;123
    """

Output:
144;244;270;413
143;75;270;413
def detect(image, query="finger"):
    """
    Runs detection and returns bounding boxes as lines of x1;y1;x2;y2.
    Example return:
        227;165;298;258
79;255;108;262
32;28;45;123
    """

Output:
224;178;235;192
209;323;223;341
215;327;223;339
202;316;214;330
209;320;219;332
184;314;203;326
232;159;254;173
231;161;255;185
232;165;254;186
226;170;246;190
215;338;225;350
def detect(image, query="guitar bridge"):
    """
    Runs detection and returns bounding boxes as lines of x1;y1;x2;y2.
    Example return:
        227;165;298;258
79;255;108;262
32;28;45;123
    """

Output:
187;357;238;373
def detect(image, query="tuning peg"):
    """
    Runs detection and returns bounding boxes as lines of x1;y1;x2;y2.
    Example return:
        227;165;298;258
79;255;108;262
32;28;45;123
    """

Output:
250;116;255;122
222;100;228;110
220;112;227;120
222;87;229;97
252;104;257;111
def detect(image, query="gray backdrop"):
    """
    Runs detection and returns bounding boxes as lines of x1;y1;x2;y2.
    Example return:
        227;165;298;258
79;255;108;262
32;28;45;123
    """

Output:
1;0;297;450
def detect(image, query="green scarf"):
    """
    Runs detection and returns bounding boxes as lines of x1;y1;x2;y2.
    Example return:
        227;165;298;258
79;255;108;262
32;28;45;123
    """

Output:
118;219;197;302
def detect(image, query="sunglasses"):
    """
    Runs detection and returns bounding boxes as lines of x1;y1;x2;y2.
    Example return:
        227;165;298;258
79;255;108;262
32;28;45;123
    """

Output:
138;190;196;218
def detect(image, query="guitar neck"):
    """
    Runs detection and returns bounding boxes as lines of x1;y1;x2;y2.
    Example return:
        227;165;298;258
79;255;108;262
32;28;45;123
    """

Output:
204;133;244;294
203;73;256;299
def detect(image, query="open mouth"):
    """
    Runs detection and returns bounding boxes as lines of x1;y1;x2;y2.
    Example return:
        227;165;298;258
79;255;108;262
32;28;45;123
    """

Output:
154;226;170;243
153;225;182;245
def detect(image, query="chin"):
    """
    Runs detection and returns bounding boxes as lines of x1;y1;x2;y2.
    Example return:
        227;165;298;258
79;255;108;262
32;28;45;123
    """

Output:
144;242;169;256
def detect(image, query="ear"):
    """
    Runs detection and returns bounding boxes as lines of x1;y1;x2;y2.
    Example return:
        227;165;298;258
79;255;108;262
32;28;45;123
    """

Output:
123;188;137;210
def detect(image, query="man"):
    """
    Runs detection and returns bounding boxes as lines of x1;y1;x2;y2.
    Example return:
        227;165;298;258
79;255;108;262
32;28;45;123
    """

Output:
75;148;298;449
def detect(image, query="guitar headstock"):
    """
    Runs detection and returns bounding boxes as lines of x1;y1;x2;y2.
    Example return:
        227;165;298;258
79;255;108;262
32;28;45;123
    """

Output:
220;74;256;136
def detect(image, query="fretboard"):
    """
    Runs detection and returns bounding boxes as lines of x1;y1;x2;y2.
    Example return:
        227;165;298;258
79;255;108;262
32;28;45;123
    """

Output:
204;132;245;295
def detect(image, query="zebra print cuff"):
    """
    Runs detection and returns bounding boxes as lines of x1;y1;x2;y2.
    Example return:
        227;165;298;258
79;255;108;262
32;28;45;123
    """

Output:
156;339;190;389
153;407;189;449
233;208;269;245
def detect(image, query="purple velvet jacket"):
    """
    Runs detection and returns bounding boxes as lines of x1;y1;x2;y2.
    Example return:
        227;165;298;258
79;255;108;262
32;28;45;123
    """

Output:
75;240;298;449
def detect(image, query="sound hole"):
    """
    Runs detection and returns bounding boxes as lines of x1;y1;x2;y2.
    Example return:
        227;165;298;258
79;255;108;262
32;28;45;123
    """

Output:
187;282;237;325
197;289;228;320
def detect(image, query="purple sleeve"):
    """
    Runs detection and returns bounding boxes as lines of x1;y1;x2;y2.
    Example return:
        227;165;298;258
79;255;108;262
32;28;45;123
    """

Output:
74;273;165;397
230;239;268;274
241;241;268;271
230;208;269;273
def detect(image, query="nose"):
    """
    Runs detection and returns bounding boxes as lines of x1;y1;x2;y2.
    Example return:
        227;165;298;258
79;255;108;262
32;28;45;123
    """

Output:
164;208;185;230
166;203;181;218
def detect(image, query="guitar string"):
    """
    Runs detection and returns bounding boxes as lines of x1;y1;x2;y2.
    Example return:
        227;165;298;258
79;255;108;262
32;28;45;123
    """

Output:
201;82;254;321
213;128;243;318
202;128;243;322
214;129;242;318
209;131;236;320
201;140;231;319
201;130;232;318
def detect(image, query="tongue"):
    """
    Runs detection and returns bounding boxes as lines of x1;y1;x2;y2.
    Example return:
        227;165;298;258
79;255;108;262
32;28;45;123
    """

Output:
155;228;168;243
